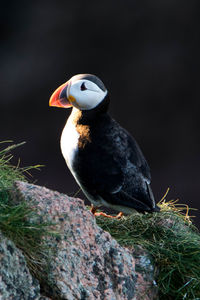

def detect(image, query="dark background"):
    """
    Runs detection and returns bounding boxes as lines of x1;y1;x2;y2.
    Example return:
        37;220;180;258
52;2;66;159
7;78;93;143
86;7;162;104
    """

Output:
1;1;200;226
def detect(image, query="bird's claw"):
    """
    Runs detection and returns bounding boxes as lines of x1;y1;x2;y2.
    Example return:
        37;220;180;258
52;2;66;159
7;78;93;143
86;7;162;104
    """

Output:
94;211;123;219
90;205;123;219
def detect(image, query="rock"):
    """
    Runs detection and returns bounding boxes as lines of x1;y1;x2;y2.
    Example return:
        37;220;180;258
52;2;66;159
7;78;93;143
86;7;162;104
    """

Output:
133;246;157;299
0;231;43;300
10;181;158;299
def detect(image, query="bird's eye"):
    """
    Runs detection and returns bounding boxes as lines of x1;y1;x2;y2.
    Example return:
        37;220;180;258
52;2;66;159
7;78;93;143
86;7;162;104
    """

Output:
80;82;87;91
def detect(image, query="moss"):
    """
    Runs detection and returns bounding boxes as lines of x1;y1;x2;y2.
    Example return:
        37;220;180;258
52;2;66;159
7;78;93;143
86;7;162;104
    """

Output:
96;198;200;299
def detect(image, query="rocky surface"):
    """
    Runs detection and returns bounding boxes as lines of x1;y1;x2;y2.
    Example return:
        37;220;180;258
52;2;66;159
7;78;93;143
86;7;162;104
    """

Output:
0;231;46;300
7;181;157;299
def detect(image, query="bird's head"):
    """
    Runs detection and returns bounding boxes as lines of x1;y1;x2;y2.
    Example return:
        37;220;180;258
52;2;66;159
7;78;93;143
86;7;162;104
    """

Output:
49;74;108;110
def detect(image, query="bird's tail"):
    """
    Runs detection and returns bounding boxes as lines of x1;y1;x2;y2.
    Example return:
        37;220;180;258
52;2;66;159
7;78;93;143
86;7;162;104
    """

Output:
152;205;160;212
146;183;160;212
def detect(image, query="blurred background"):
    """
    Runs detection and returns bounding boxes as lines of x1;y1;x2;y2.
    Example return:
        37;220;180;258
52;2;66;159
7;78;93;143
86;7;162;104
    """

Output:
1;1;200;226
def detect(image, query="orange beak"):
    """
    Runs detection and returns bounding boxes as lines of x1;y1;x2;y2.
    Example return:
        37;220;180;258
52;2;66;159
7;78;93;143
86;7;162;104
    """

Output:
49;81;72;108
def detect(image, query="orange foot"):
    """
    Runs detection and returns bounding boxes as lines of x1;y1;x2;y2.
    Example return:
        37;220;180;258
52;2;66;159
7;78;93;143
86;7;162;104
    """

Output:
90;205;123;219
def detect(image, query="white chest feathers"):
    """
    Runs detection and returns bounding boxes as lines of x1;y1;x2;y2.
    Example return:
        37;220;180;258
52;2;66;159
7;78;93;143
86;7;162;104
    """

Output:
60;118;80;172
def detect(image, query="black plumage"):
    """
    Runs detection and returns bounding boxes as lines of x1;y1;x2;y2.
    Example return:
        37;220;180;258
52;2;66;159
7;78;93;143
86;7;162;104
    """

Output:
70;95;159;213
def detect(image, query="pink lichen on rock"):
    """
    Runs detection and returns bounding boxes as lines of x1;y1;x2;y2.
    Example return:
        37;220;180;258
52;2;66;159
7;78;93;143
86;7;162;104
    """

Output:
11;181;158;299
0;231;46;300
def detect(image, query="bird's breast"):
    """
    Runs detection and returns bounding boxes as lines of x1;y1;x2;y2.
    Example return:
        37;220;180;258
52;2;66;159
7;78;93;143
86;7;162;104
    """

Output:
60;118;91;174
60;120;80;172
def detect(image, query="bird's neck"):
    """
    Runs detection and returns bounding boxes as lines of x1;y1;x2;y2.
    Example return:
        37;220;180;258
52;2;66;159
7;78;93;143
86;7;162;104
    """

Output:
70;94;110;126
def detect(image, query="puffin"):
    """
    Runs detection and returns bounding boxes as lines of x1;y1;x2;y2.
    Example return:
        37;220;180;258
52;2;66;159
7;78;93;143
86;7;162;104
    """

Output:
49;74;160;217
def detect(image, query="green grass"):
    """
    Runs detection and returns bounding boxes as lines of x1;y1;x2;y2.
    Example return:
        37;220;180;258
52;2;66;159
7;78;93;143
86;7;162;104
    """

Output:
0;141;27;187
0;141;53;278
96;197;200;299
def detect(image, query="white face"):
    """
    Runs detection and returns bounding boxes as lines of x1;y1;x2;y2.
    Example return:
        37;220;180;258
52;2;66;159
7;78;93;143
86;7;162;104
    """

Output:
68;77;107;110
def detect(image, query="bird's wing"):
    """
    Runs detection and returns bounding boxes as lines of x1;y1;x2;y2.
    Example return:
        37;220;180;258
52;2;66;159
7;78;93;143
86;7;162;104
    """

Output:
75;117;153;210
125;129;151;182
92;124;154;210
